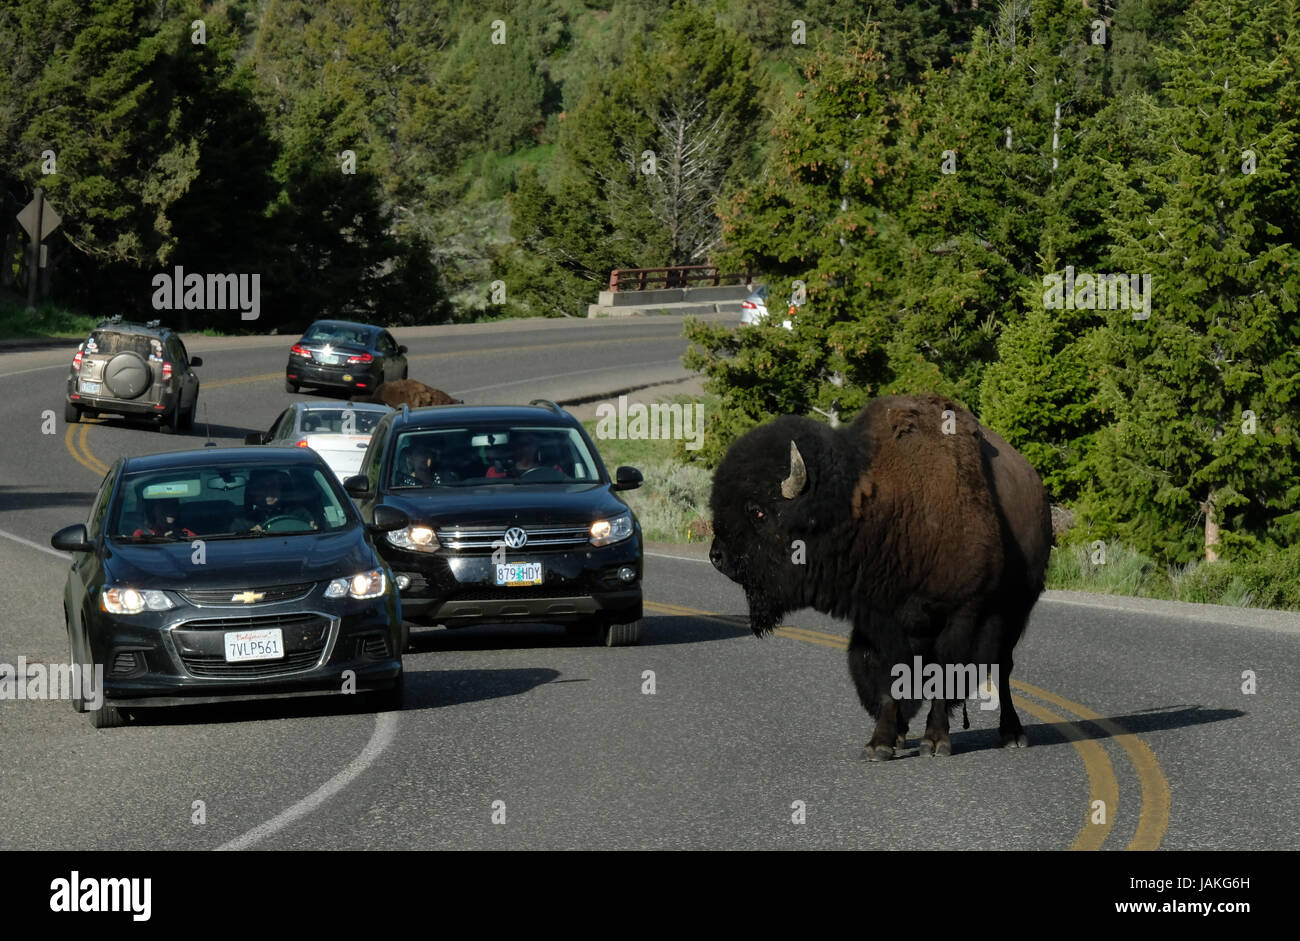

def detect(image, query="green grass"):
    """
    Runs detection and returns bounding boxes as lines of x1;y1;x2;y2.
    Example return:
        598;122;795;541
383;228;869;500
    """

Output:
0;299;100;340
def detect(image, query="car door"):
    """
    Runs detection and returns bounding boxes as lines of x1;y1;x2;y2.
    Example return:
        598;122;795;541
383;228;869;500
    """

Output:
378;331;404;384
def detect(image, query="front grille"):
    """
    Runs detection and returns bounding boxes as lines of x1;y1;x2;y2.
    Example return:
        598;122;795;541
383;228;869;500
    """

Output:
435;525;590;552
183;648;322;678
451;586;585;602
179;583;315;606
174;612;330;679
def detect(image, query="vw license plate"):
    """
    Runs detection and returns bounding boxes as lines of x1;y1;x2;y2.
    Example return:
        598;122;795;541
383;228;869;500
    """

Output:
495;562;542;586
224;628;284;662
80;380;102;394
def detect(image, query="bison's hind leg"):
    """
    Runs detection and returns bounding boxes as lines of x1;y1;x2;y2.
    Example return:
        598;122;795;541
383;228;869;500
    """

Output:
977;607;1031;749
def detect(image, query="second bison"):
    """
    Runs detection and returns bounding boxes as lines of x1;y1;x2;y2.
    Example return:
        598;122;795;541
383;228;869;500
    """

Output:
708;394;1052;760
367;378;463;408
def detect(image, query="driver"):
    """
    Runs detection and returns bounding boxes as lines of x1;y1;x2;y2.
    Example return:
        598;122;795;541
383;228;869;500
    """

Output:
232;470;317;532
133;497;196;540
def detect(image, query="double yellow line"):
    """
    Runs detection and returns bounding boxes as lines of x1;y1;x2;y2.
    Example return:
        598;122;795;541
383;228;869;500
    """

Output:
64;422;110;478
645;599;1170;850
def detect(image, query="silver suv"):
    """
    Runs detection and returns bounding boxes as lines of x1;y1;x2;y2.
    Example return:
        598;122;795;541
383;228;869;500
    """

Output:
65;318;203;434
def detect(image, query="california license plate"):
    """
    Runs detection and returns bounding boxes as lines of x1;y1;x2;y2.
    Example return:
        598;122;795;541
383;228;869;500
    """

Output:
495;562;542;586
224;628;285;662
80;380;102;394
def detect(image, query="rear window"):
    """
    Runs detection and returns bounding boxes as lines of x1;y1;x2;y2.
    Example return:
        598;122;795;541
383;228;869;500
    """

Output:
303;324;370;347
87;331;157;358
300;408;386;435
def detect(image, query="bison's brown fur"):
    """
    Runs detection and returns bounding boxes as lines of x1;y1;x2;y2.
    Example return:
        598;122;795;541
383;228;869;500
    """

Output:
368;378;462;409
709;393;1052;760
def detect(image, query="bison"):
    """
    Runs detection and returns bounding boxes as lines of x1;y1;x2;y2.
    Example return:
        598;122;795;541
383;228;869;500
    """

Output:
368;378;463;409
708;394;1053;760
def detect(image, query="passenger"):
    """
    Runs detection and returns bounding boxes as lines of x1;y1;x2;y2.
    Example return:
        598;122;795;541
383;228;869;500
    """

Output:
133;498;196;540
397;442;458;486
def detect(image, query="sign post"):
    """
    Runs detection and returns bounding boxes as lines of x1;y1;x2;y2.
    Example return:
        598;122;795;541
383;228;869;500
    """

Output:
16;188;62;308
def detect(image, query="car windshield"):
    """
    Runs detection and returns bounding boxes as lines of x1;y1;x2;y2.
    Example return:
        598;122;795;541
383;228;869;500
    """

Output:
389;425;601;488
302;325;369;347
109;464;355;540
87;330;155;357
299;408;385;435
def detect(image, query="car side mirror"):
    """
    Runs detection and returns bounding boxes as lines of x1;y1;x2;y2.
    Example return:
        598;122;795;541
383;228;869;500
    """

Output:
397;345;408;355
51;524;92;552
244;432;269;445
611;466;643;491
189;356;203;367
369;504;408;533
343;475;370;497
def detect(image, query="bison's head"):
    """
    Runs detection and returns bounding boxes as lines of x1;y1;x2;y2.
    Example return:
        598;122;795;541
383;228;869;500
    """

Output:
708;416;844;637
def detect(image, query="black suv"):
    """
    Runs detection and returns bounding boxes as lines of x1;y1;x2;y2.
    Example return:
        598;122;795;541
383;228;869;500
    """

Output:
65;317;202;433
345;401;645;646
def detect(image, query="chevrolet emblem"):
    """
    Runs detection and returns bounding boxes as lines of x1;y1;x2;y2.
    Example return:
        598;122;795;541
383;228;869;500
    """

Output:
230;590;265;604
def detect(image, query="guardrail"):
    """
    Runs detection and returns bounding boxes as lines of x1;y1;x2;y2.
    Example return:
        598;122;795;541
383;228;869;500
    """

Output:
608;266;754;292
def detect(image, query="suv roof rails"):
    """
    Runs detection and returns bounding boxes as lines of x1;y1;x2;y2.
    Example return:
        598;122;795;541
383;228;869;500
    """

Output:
529;399;564;413
145;319;161;329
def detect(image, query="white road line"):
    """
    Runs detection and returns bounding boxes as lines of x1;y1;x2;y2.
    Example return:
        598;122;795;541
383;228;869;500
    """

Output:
0;362;70;380
216;710;399;851
646;550;710;563
0;527;71;561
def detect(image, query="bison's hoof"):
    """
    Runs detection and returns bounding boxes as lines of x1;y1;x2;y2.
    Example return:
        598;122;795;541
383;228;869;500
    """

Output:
918;737;952;758
1001;731;1029;749
862;743;896;762
894;733;907;749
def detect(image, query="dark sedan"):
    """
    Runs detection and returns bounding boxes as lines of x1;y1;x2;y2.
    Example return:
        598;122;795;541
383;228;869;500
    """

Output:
285;319;408;395
51;447;409;727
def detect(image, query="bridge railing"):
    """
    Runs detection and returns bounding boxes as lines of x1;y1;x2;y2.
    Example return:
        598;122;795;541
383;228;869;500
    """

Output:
608;265;754;292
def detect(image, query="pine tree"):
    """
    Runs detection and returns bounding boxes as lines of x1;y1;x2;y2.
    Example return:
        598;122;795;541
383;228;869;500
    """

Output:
1081;0;1300;563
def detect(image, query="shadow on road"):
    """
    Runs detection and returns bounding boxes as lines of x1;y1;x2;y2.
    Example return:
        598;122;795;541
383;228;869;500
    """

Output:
0;485;96;513
924;704;1246;758
404;612;748;653
121;666;560;727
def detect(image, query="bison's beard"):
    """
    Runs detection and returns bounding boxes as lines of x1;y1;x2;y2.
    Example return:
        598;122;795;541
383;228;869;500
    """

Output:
744;586;786;638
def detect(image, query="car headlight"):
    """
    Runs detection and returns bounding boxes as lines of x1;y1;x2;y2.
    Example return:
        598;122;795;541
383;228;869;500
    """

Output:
590;512;634;547
101;587;176;614
325;569;387;600
387;525;439;552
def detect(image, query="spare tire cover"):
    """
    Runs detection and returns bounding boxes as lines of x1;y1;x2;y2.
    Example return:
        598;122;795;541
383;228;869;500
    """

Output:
104;352;152;399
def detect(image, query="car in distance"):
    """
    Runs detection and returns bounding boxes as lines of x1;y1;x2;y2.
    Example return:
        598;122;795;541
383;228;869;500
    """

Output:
65;317;203;433
344;400;645;646
738;284;796;330
245;400;393;482
51;447;409;728
285;319;408;396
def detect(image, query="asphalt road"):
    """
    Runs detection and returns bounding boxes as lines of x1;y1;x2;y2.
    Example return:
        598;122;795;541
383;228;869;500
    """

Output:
1;314;1297;850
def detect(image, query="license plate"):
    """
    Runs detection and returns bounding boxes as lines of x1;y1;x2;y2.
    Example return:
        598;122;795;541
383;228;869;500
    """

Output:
80;380;102;394
495;562;542;586
224;628;285;662
320;354;341;365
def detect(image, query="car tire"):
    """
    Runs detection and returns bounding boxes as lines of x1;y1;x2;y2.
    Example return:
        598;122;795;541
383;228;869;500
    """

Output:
64;401;81;423
68;626;127;728
181;398;196;430
158;406;181;434
286;379;299;393
371;670;404;712
602;618;643;647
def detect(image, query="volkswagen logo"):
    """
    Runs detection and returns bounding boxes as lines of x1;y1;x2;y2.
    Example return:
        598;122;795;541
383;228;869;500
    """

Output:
503;527;528;549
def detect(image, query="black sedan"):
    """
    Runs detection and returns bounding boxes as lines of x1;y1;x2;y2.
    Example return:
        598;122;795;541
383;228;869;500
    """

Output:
51;447;409;728
285;319;408;395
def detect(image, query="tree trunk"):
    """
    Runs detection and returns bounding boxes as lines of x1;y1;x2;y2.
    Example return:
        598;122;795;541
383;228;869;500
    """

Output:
1204;491;1220;563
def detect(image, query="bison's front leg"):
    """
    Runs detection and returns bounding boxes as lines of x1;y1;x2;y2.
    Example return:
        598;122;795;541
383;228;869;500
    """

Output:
919;698;951;757
848;623;908;760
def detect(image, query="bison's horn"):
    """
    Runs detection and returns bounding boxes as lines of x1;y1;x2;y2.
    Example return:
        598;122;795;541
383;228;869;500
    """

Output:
781;441;807;499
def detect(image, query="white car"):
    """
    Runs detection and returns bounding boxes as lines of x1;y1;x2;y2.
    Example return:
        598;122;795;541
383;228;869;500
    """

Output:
739;285;795;330
246;400;393;481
